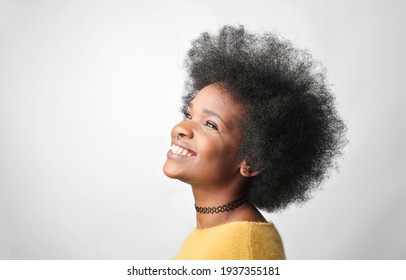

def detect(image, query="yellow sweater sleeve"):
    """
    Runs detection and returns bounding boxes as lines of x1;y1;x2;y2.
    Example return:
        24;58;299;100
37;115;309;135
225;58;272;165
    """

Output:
174;221;285;260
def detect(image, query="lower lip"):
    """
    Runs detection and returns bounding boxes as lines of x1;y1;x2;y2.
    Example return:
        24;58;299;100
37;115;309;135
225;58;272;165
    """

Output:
167;149;196;160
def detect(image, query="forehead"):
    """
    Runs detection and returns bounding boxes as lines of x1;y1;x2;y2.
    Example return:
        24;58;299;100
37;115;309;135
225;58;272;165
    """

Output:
190;84;245;123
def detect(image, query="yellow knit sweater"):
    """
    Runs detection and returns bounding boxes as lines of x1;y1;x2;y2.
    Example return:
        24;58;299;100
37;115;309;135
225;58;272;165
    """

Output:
174;221;285;260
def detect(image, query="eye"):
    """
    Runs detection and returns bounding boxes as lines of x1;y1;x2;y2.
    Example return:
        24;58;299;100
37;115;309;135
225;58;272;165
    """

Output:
204;121;218;130
183;110;192;120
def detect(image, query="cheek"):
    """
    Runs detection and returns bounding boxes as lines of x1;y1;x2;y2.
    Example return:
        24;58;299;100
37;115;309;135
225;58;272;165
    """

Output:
199;136;240;164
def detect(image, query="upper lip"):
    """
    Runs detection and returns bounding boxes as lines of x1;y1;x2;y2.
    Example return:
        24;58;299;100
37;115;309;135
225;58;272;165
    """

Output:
172;140;197;155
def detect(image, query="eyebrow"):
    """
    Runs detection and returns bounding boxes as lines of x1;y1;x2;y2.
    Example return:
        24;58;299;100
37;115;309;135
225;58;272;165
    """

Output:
189;102;226;125
203;109;225;124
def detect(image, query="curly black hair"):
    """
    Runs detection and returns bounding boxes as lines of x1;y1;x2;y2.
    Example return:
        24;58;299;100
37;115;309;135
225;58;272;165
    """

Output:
182;25;347;212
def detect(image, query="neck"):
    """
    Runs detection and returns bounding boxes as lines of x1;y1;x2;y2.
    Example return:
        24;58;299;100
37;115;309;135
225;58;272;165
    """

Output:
191;184;247;229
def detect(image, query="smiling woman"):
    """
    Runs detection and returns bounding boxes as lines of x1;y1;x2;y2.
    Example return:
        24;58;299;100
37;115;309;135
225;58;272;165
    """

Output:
163;25;346;260
164;85;246;189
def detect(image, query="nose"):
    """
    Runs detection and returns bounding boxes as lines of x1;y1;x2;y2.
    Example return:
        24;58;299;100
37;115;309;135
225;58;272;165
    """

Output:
172;119;194;140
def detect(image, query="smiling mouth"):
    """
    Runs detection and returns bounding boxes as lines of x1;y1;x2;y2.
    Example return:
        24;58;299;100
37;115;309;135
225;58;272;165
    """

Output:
171;144;197;157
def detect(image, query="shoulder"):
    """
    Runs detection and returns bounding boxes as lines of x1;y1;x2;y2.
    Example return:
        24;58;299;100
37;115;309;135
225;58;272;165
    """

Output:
244;222;286;259
205;221;286;259
230;222;285;260
175;221;285;260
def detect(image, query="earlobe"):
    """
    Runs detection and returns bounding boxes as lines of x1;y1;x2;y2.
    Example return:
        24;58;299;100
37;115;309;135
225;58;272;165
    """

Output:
240;161;260;177
242;166;252;174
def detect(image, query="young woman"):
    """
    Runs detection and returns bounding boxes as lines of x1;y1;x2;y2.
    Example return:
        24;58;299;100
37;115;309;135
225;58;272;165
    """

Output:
163;25;346;260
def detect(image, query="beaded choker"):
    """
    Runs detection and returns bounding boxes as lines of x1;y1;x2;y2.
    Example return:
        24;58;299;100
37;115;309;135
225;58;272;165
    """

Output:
194;196;247;214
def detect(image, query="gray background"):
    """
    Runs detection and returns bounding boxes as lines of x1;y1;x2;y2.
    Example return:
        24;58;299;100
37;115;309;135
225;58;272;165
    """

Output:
1;0;405;259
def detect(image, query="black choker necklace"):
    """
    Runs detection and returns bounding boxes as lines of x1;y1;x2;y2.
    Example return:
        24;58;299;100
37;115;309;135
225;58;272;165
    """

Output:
195;196;247;214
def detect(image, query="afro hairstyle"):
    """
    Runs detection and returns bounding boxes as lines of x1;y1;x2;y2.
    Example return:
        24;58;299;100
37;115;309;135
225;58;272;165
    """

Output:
181;25;347;212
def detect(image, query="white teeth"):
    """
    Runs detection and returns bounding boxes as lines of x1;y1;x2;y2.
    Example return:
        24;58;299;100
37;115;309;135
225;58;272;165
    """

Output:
171;144;195;156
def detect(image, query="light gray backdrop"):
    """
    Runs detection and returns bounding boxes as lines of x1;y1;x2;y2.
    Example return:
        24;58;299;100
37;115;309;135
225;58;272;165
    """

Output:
1;0;405;259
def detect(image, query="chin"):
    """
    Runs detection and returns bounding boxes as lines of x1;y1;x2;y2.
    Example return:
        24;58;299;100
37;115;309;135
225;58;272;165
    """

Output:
163;164;192;184
163;168;177;179
163;162;181;179
162;163;173;178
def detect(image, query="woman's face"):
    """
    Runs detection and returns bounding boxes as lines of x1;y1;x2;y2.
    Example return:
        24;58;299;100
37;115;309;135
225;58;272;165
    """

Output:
163;84;245;187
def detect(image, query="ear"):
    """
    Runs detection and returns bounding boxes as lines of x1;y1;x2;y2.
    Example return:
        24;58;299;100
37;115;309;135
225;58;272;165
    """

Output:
239;161;260;178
